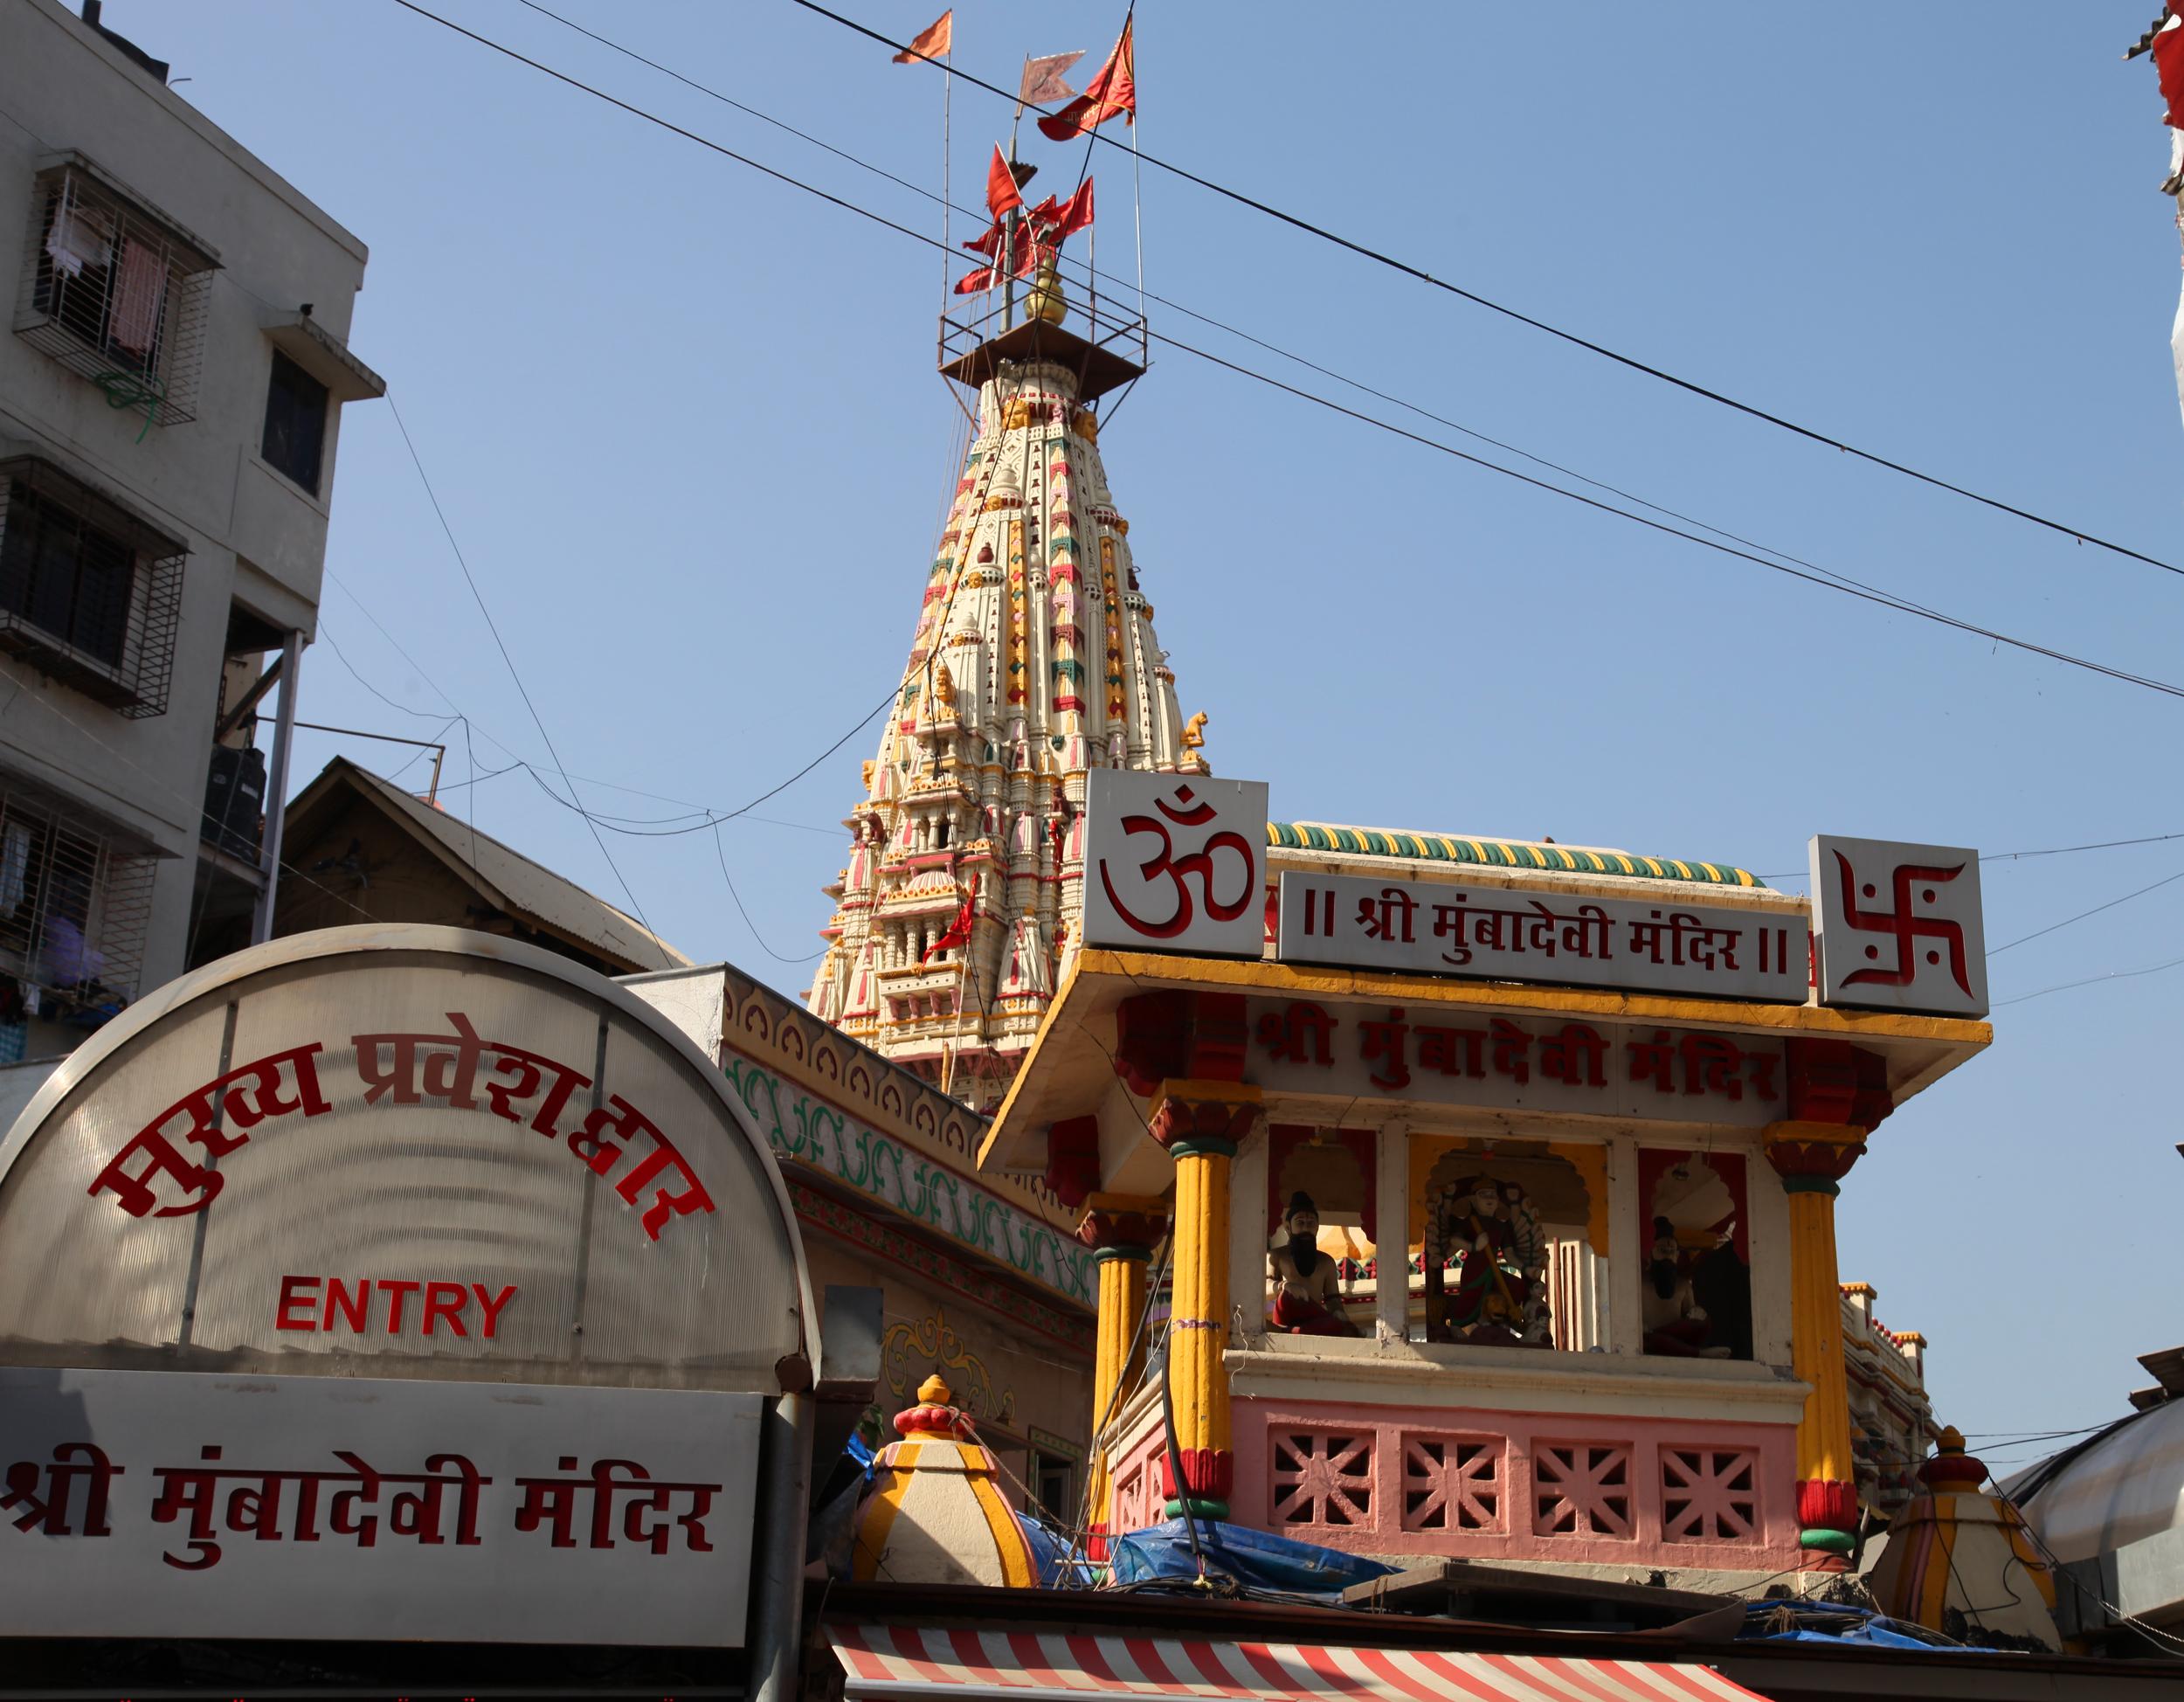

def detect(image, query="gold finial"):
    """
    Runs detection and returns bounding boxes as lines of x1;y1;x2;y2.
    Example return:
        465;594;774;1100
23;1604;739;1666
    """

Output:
917;1373;953;1406
1026;253;1067;326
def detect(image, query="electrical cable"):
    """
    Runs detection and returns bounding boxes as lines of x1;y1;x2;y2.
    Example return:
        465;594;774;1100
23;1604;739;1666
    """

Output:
711;819;825;965
1758;831;2184;880
1988;866;2184;954
1991;951;2184;1008
384;0;2184;705
792;0;2184;584
506;0;1967;619
384;391;667;963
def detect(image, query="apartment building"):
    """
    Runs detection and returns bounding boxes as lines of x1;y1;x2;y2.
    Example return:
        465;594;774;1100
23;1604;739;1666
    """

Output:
0;0;379;1060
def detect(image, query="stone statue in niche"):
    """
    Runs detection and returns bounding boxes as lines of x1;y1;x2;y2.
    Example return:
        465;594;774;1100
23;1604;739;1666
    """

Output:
1424;1175;1551;1348
1642;1215;1734;1358
1267;1192;1355;1336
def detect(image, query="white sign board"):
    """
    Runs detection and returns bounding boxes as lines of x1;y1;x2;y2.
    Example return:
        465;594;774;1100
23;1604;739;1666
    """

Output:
0;1367;760;1646
1808;835;1987;1018
1276;872;1807;1002
0;929;814;1391
1081;771;1268;958
1247;996;1785;1127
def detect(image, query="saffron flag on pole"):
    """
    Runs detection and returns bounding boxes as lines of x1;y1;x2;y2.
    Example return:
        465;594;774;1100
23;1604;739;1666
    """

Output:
985;143;1024;218
892;10;952;63
1037;17;1135;141
1019;51;1085;106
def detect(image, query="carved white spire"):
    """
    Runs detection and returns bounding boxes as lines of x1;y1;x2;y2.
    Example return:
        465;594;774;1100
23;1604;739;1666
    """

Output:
805;350;1204;1109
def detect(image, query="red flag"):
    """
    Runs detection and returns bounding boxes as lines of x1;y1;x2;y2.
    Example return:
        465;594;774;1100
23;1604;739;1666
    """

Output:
963;219;1004;257
956;224;1035;287
1037;17;1134;141
891;10;951;63
985;143;1024;218
922;875;981;962
954;265;996;294
2157;5;2184;128
1048;176;1095;239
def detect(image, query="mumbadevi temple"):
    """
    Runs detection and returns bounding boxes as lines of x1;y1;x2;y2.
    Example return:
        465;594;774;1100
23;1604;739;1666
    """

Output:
968;790;1996;1591
795;142;2159;1694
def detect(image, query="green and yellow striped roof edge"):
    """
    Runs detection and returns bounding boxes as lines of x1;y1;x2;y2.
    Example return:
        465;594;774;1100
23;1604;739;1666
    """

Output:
1268;821;1764;889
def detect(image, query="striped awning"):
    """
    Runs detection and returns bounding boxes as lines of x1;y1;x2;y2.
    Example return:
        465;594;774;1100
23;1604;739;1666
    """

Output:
832;1623;1771;1702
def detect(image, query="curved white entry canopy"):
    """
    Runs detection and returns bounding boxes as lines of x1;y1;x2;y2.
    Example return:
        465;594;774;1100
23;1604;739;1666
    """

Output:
0;926;816;1393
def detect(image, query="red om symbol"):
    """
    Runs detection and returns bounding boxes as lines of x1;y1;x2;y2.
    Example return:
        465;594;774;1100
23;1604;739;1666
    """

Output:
1096;784;1256;939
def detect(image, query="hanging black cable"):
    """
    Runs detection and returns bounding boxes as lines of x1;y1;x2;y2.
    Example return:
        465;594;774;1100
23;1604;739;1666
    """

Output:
787;0;2184;583
387;0;2184;705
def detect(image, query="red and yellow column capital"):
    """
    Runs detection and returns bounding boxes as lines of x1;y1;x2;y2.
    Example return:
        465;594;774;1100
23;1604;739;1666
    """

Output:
1763;1120;1869;1194
1149;1083;1261;1519
1764;1118;1870;1563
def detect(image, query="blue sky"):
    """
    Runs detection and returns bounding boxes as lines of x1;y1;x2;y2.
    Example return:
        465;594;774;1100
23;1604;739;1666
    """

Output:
128;2;2180;1451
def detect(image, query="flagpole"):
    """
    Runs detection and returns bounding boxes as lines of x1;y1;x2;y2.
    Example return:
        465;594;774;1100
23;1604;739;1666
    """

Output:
941;51;953;309
1130;114;1145;337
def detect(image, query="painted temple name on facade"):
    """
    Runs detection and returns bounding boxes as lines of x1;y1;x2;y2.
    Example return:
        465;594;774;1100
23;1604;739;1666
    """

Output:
2;1443;720;1570
1248;998;1784;1126
83;1015;713;1242
1276;873;1810;1003
724;1056;1095;1305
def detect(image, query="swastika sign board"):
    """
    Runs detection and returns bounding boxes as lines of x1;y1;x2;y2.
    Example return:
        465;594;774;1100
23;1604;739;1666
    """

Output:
1082;771;1268;958
0;1367;760;1646
1808;835;1987;1018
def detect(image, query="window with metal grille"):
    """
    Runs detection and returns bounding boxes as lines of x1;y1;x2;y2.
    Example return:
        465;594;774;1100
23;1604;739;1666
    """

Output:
0;778;157;1011
260;349;328;494
0;458;185;716
14;156;216;427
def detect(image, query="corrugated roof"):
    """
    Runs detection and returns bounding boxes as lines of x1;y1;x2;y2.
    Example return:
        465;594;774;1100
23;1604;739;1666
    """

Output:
1268;821;1762;888
290;758;690;971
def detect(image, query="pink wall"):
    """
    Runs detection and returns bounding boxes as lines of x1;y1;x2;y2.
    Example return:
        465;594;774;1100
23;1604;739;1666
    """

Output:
1228;1398;1802;1572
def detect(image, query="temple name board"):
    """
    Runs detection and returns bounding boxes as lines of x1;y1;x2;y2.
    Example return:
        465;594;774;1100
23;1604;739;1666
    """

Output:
1276;872;1808;1003
0;1367;758;1647
1247;997;1785;1127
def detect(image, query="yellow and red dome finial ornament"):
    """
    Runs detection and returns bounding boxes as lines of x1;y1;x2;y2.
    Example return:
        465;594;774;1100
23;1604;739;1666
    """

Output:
848;1373;1039;1588
1866;1426;2063;1650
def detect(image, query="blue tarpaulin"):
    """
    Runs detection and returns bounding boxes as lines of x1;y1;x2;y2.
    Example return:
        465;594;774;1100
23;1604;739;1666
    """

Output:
1106;1519;1396;1600
1736;1601;1961;1650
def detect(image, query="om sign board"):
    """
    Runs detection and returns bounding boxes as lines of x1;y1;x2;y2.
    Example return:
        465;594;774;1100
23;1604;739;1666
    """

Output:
1081;771;1268;958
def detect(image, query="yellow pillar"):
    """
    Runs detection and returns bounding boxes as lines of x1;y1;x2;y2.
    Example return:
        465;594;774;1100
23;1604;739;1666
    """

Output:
1765;1119;1868;1563
1075;1204;1164;1553
1149;1081;1260;1519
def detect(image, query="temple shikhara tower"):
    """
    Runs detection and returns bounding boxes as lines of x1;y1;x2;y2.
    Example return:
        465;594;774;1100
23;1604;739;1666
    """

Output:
805;172;1203;1108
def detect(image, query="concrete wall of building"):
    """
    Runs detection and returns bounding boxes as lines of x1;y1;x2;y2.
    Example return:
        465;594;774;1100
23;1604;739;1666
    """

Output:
0;0;370;997
804;1235;1091;1516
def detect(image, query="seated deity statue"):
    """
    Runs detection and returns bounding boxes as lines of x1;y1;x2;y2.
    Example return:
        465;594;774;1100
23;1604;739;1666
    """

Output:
1267;1192;1355;1336
1445;1176;1528;1342
1641;1216;1731;1357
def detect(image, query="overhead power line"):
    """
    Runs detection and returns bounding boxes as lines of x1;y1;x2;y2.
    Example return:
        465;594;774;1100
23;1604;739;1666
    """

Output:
791;0;2184;584
386;0;2184;703
1757;830;2184;881
515;0;1958;624
384;393;681;964
1988;865;2184;955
